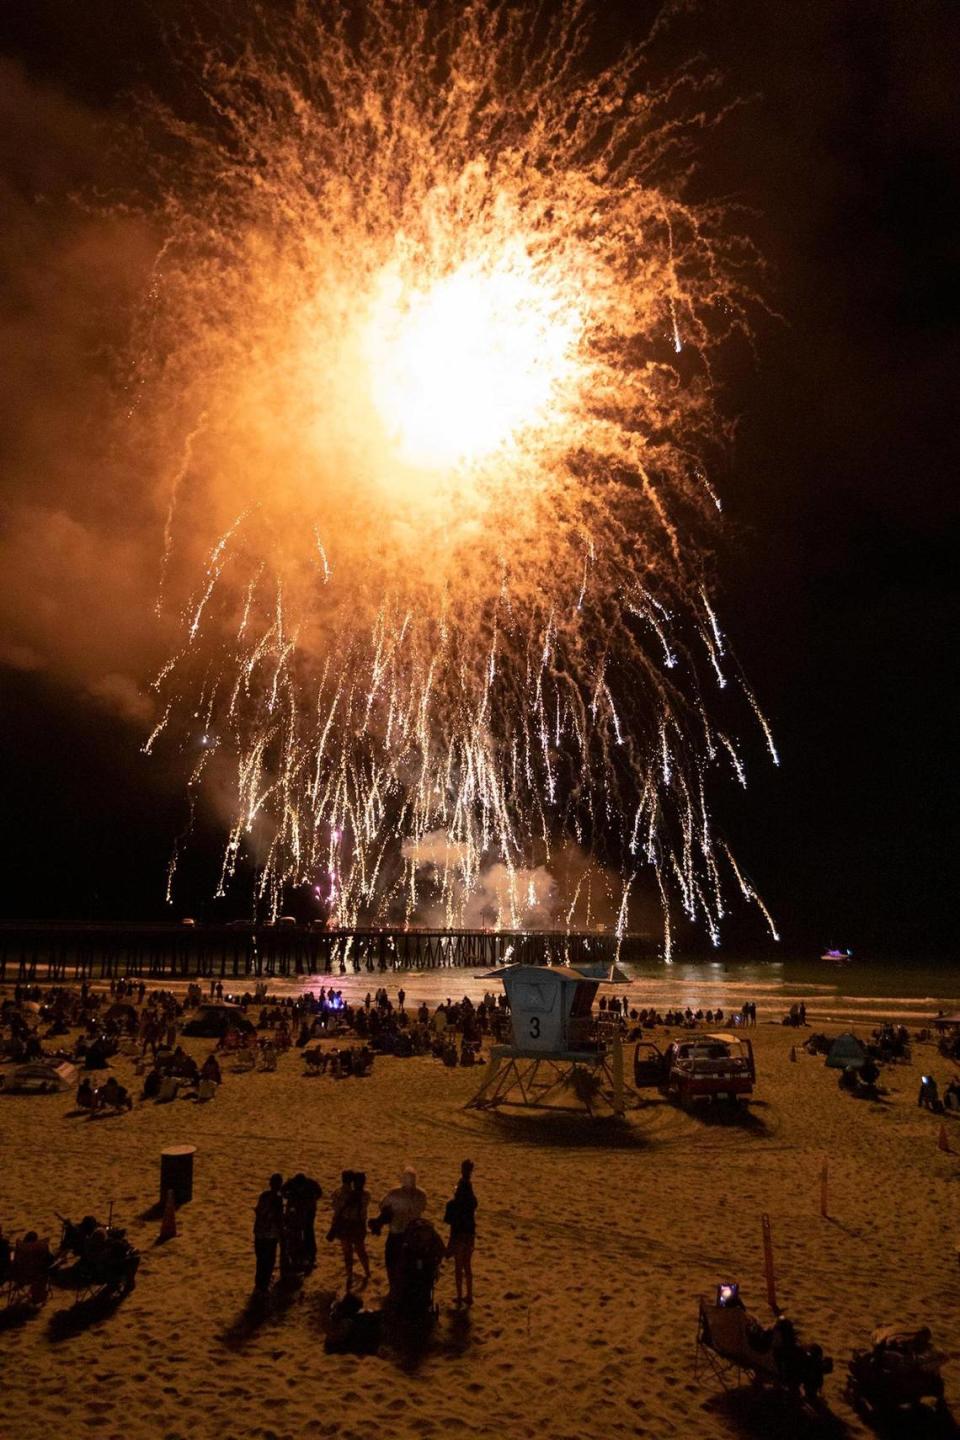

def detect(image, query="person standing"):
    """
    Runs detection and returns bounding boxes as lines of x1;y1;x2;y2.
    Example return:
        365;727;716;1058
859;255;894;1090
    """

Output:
444;1159;477;1307
329;1170;371;1291
253;1173;284;1293
283;1172;323;1274
378;1167;427;1291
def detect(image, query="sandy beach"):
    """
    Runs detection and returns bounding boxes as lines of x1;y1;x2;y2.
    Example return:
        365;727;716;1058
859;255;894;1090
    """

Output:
2;981;958;1440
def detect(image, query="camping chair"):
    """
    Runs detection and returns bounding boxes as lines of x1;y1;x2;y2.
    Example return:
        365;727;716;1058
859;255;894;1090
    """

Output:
232;1050;256;1073
259;1047;278;1072
696;1295;780;1389
696;1294;832;1402
73;1233;140;1305
3;1237;52;1308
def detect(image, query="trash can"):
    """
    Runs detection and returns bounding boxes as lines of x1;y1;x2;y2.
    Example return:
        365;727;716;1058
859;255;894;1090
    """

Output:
160;1145;197;1206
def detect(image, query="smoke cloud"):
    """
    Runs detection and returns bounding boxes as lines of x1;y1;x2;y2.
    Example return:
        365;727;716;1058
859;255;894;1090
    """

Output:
0;60;163;723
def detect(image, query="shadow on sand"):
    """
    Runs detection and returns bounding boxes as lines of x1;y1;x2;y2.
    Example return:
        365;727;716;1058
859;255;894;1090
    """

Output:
703;1386;848;1440
48;1288;131;1342
217;1277;308;1351
850;1402;960;1440
483;1109;649;1150
691;1099;777;1138
0;1300;42;1333
388;1306;474;1374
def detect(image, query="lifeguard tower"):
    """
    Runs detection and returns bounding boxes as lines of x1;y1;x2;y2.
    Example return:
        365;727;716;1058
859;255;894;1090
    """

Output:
467;964;627;1116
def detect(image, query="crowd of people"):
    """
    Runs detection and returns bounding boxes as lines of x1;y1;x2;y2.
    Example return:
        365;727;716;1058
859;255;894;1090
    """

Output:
252;1160;477;1315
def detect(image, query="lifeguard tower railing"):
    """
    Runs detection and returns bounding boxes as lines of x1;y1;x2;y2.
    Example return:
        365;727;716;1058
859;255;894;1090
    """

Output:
0;922;623;984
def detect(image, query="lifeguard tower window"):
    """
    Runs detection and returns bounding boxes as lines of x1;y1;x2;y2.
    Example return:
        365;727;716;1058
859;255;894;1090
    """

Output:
570;985;597;1018
513;983;558;1013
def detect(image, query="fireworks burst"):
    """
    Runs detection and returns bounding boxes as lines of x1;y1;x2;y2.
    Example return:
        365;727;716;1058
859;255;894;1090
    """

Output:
135;0;777;951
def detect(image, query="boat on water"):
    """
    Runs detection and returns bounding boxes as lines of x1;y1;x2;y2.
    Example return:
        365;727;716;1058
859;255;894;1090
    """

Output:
820;948;853;965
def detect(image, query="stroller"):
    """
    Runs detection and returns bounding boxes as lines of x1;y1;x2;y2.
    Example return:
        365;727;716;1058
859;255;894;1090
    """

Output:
696;1285;832;1402
391;1220;445;1332
846;1325;948;1421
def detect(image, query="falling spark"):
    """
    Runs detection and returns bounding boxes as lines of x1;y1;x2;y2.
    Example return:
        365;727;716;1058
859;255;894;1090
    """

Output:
130;0;776;946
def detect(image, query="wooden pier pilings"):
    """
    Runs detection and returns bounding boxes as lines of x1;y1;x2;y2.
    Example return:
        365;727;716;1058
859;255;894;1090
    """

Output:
0;922;619;985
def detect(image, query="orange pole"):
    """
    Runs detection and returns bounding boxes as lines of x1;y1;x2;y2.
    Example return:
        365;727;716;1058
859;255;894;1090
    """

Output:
762;1212;778;1312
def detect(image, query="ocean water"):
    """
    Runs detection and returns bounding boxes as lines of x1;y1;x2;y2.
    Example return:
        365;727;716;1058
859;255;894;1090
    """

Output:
272;954;960;1027
12;941;957;1026
612;955;960;1025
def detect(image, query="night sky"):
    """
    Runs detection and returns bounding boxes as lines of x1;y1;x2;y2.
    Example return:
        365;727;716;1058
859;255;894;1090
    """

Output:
0;1;956;956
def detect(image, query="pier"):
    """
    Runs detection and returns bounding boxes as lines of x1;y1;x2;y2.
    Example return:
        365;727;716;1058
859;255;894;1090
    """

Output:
0;921;620;984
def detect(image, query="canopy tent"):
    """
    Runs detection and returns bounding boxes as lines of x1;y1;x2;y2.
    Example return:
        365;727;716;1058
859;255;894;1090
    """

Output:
825;1032;867;1070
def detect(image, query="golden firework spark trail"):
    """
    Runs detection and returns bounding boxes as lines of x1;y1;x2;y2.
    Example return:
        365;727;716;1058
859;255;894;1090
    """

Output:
132;0;778;950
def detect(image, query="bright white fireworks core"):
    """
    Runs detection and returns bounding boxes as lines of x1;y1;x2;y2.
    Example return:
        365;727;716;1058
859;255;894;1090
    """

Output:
364;238;586;474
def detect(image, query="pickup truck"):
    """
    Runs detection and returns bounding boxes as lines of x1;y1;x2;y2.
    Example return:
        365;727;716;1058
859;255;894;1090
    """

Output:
633;1031;756;1105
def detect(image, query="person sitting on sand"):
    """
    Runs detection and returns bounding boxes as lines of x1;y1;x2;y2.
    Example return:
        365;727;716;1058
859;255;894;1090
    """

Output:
918;1074;941;1111
324;1290;382;1355
76;1077;96;1111
83;1038;109;1070
200;1053;222;1086
97;1076;132;1111
444;1159;477;1307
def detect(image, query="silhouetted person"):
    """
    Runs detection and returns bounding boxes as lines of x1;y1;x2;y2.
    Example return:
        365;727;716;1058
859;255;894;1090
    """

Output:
444;1159;477;1306
377;1167;426;1291
253;1173;284;1292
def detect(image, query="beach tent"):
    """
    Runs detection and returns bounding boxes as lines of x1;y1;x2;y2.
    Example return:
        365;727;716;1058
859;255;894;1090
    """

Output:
105;1002;138;1025
825;1033;867;1070
183;1003;255;1037
3;1060;78;1093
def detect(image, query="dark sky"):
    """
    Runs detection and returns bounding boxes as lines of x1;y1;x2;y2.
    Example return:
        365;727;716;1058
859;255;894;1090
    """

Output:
0;1;957;955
